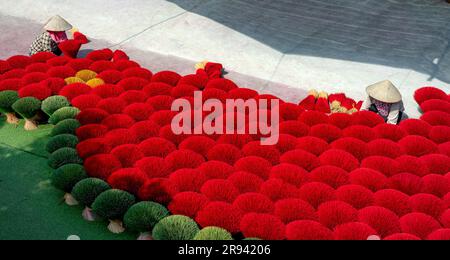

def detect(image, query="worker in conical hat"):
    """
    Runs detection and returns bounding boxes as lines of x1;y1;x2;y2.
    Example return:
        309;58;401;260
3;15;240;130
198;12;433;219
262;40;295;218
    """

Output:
29;15;73;56
360;80;405;124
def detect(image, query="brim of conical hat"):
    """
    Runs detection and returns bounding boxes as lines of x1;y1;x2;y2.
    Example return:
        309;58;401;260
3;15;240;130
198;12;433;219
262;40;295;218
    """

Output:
44;15;72;31
366;80;402;103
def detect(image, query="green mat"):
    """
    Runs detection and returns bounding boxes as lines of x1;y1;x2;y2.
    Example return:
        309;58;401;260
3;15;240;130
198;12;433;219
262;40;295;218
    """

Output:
0;116;135;240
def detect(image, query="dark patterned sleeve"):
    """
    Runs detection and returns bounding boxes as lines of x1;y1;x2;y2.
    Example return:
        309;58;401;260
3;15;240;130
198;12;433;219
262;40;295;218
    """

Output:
29;32;56;55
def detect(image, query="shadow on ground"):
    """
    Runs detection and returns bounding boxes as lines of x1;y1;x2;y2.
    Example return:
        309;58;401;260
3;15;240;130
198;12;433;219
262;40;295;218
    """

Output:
168;0;450;83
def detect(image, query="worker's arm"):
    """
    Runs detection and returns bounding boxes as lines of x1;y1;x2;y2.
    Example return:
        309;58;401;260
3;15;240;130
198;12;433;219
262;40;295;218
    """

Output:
30;32;53;55
359;96;372;111
41;44;53;52
386;101;404;124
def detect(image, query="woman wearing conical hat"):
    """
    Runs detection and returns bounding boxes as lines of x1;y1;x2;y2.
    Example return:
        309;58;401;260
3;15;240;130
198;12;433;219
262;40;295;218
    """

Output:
360;80;405;125
29;15;72;56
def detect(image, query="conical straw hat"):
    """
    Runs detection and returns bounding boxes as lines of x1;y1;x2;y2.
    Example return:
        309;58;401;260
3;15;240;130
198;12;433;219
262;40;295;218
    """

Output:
44;15;72;31
366;80;402;103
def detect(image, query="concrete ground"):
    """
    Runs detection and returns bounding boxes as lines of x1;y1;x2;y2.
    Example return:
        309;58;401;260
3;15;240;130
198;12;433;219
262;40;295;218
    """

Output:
1;0;450;118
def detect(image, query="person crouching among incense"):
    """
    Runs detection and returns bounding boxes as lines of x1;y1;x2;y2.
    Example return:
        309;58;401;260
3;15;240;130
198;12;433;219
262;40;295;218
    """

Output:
29;15;72;56
360;80;405;125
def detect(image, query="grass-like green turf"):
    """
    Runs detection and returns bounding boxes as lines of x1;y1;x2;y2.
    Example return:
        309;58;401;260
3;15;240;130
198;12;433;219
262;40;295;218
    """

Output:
0;116;135;240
